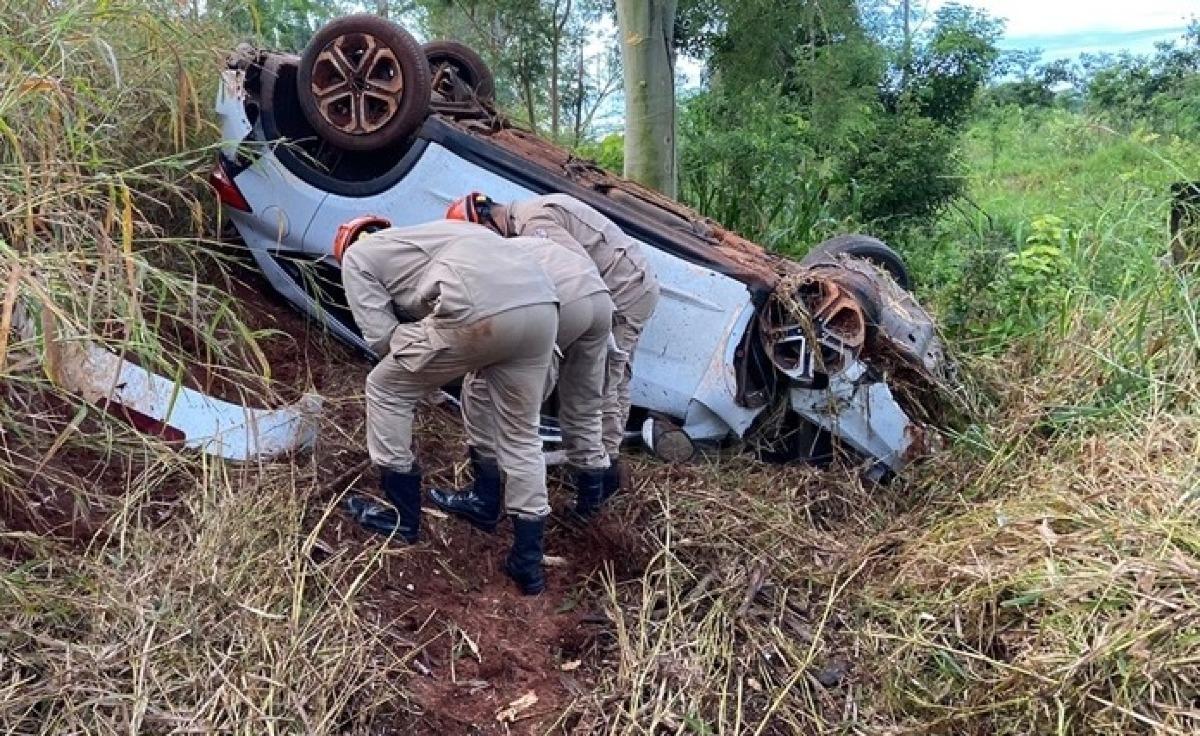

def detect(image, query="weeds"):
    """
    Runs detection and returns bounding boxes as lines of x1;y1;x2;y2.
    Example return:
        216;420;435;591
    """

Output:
593;111;1200;734
2;1;1199;734
1;2;405;732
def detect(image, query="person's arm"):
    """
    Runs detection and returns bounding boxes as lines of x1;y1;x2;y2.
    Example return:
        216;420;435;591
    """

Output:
341;257;399;358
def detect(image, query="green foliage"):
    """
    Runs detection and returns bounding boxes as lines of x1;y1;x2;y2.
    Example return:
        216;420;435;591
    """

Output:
846;111;961;225
692;0;877;98
574;132;624;173
677;88;844;254
672;1;1004;246
988;55;1079;109
208;0;341;50
906;107;1200;363
896;3;1005;127
986;214;1078;341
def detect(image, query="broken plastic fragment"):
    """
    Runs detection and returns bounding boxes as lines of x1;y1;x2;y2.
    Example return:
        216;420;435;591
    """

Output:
11;303;321;461
59;342;321;461
789;360;925;475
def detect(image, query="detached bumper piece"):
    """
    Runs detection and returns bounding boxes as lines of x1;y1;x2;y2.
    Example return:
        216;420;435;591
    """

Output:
67;344;321;461
12;304;321;462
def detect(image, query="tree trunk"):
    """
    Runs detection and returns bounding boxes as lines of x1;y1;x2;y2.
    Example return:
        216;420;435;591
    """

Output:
550;29;560;137
519;58;539;134
376;0;389;19
573;52;585;145
550;0;572;139
616;0;677;197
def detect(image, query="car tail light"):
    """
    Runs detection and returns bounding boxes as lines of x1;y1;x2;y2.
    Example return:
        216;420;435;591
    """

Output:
210;155;251;213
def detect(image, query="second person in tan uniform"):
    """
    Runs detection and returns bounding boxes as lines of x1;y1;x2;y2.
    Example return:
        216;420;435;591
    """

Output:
429;232;614;523
335;218;558;595
447;192;660;503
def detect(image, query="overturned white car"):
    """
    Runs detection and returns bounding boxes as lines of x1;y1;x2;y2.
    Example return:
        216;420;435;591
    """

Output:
211;15;954;479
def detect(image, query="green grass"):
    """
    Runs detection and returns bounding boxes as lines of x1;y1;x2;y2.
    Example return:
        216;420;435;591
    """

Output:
591;108;1200;733
911;107;1200;304
2;2;1200;733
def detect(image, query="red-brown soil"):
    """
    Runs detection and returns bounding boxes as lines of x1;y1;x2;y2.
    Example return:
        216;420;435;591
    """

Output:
0;261;652;733
311;403;650;735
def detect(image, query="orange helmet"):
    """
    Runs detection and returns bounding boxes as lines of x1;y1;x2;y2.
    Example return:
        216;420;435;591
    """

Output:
445;192;496;225
333;215;391;262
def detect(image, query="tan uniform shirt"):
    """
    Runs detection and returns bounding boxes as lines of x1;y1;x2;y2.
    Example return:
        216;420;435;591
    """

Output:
508;195;658;314
504;235;608;307
342;220;558;356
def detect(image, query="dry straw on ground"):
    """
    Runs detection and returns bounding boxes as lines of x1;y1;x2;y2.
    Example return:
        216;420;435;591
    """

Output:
2;1;1199;734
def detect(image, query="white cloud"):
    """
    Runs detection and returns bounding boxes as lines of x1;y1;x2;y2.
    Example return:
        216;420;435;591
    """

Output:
956;0;1190;37
927;0;1194;57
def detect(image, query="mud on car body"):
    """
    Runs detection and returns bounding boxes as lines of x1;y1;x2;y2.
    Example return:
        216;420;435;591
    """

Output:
212;15;954;480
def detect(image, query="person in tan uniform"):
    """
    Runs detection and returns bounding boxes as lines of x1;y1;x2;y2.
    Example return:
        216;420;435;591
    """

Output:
429;232;614;523
335;216;558;595
447;192;660;503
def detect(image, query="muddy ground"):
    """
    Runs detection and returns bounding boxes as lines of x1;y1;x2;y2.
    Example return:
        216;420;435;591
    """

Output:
237;270;658;733
0;263;654;734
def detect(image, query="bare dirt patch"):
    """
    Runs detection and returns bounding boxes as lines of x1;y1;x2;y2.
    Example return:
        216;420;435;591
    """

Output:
1;260;655;732
311;411;651;734
224;268;652;733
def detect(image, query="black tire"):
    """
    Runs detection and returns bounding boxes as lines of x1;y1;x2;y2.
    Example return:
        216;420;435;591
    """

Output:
296;14;431;153
424;40;496;102
800;234;912;290
259;55;430;197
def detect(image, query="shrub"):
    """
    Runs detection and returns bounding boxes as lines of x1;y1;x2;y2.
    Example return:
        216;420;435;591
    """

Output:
677;88;843;253
846;112;964;227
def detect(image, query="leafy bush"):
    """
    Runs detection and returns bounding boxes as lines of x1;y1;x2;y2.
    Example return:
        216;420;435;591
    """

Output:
985;214;1078;341
845;112;963;226
677;88;845;253
670;0;1005;246
574;132;625;174
895;2;1005;128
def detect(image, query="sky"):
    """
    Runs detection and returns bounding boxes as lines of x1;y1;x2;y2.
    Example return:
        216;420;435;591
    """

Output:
928;0;1196;60
604;0;1197;127
664;1;1197;92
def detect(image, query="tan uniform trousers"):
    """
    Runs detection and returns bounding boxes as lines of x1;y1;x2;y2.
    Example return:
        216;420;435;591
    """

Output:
365;303;558;518
465;291;613;471
603;283;660;456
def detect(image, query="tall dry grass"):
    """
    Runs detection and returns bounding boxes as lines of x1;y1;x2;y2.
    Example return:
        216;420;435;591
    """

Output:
591;287;1198;734
591;124;1200;732
0;2;409;732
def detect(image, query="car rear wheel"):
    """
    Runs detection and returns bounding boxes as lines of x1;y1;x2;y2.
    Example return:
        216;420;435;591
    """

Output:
424;41;495;102
296;14;431;152
801;234;911;290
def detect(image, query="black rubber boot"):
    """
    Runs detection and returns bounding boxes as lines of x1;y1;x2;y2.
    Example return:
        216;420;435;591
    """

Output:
570;467;607;522
601;459;622;503
428;451;504;533
381;467;421;543
341;467;422;543
505;515;546;595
